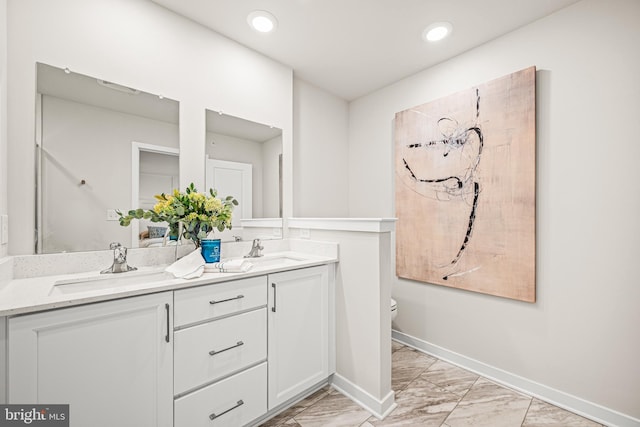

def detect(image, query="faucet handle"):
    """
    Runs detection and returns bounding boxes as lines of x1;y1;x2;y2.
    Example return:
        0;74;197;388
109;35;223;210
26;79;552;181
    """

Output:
109;242;128;263
102;242;136;273
245;239;264;258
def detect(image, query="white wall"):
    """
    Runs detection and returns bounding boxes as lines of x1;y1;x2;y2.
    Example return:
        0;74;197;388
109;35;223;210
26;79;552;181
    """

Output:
0;0;6;404
139;150;179;200
0;0;7;259
293;79;349;217
288;220;395;417
348;0;640;421
7;0;293;254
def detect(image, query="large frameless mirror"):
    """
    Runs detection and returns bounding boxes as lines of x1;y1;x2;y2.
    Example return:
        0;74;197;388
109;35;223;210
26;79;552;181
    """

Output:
35;63;180;253
205;109;283;242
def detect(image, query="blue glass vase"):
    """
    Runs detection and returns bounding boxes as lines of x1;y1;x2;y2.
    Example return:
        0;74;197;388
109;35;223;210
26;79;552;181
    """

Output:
200;239;221;263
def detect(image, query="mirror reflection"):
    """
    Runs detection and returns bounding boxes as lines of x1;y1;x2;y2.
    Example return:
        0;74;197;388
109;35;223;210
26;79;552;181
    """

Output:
36;63;179;253
205;109;283;242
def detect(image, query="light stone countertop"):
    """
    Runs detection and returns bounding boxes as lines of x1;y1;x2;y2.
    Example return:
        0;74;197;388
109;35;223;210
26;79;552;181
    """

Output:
0;251;337;317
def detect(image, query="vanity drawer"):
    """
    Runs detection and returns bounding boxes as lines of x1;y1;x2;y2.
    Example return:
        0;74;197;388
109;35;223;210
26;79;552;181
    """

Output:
175;362;267;427
174;308;267;395
174;276;266;327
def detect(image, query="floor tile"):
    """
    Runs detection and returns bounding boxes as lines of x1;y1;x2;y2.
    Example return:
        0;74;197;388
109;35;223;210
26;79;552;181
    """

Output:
293;392;372;427
260;386;331;426
367;375;461;426
421;360;479;397
391;340;404;353
261;342;600;427
522;399;603;427
392;347;437;392
444;378;532;427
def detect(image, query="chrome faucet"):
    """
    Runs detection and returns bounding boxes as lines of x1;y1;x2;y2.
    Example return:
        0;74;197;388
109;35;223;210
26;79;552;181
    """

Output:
245;238;264;258
101;242;137;274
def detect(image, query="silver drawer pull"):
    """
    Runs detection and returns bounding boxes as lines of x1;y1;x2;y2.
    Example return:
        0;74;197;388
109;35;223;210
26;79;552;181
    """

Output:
209;341;244;356
209;295;244;305
209;399;244;420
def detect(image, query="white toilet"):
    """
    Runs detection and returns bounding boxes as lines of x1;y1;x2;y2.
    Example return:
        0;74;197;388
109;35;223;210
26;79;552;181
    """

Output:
391;298;398;322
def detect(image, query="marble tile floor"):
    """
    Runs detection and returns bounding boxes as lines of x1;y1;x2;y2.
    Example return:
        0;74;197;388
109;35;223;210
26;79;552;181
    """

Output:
259;341;604;427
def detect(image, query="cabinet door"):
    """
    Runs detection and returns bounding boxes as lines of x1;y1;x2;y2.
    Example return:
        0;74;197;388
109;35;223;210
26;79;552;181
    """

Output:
8;292;173;427
268;266;329;409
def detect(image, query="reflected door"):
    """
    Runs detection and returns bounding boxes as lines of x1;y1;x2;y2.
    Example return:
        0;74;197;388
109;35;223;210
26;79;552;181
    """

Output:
206;159;252;240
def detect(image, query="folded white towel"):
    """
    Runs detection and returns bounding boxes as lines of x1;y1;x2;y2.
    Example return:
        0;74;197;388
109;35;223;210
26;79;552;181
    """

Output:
204;258;253;273
165;249;205;279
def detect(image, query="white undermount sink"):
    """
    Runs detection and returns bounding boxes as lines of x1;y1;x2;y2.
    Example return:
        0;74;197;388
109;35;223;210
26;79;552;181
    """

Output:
49;269;173;295
248;254;306;268
47;254;311;296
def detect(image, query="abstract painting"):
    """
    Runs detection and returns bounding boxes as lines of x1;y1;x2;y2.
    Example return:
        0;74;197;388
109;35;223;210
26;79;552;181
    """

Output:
395;66;536;302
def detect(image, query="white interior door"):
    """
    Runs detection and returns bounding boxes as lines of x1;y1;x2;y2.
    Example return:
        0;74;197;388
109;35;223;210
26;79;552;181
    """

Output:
206;159;252;240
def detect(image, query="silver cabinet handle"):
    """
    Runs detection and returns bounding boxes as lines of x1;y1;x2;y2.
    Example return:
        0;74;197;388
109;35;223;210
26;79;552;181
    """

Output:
209;341;244;356
209;295;244;305
165;303;170;343
209;399;244;420
271;283;276;312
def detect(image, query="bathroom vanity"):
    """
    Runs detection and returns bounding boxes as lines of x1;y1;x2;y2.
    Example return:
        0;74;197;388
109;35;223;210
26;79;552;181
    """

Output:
0;249;336;427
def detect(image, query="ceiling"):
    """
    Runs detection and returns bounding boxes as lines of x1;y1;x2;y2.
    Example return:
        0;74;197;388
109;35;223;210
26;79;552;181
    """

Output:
37;63;179;124
150;0;580;101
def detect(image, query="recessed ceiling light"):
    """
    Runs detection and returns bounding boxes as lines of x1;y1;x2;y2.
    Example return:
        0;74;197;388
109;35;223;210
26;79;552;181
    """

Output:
247;10;278;33
422;22;453;42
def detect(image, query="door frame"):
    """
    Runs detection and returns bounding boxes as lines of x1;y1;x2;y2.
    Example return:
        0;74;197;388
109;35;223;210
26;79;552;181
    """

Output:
131;142;179;248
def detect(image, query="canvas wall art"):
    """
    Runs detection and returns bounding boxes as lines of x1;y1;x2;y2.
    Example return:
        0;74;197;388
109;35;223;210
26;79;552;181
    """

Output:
395;66;536;302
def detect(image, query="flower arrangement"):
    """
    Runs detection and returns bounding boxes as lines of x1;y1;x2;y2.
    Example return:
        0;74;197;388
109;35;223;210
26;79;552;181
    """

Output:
118;183;238;247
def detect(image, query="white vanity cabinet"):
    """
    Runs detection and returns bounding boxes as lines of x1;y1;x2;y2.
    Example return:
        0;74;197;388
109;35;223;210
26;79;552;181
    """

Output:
173;276;268;427
268;265;330;409
4;261;335;427
7;292;173;427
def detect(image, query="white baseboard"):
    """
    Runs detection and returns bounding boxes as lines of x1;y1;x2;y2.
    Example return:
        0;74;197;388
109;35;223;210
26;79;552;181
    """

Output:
331;373;397;420
392;330;640;427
